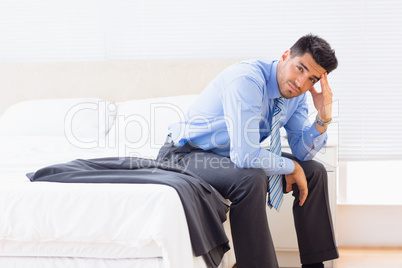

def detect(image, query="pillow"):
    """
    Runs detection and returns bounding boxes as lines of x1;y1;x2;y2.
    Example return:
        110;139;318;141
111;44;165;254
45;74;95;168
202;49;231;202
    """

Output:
0;98;117;145
108;94;198;158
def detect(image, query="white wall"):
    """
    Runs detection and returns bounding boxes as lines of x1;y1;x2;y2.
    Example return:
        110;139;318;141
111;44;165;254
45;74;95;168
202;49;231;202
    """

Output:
338;205;402;246
1;0;402;160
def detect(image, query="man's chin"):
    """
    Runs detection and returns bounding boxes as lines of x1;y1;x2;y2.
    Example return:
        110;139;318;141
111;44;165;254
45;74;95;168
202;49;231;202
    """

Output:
279;86;299;99
281;91;295;99
288;88;304;98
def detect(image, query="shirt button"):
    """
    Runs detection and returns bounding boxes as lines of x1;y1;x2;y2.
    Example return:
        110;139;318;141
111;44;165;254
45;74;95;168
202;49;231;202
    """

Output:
310;134;313;137
315;139;318;142
307;154;310;157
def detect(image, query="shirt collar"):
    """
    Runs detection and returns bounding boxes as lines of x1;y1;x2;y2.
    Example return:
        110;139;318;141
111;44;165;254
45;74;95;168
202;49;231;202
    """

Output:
267;60;282;100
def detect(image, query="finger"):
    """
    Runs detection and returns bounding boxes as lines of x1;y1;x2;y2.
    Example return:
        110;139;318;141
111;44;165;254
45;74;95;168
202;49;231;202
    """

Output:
286;182;293;193
309;86;318;96
299;188;308;206
320;73;330;90
321;74;333;98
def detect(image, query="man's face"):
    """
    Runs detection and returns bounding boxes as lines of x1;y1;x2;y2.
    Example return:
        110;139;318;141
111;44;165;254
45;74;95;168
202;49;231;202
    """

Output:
277;50;326;99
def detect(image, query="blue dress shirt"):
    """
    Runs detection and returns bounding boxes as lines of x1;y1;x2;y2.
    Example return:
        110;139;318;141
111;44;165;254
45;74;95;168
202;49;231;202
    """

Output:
169;59;327;176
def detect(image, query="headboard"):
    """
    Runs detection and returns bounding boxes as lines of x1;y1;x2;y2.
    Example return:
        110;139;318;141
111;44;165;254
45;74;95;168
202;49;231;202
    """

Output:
0;59;239;115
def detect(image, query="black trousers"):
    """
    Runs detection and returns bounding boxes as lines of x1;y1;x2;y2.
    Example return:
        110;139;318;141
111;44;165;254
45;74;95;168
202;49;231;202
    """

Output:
157;141;339;268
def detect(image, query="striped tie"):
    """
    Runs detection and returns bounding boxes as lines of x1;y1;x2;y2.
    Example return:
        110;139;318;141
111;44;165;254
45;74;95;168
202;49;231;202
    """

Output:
268;97;284;211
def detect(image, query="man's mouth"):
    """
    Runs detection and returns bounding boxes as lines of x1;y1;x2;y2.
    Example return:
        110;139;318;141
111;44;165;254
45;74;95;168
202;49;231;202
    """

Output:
288;82;299;94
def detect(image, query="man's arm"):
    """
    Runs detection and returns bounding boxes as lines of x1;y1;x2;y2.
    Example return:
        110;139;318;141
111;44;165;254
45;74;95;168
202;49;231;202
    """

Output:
285;73;333;160
283;73;333;206
310;72;333;135
221;76;295;175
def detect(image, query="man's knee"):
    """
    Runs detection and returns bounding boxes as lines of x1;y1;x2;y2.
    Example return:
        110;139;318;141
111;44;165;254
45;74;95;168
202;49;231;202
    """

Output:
238;168;268;192
304;160;327;178
229;168;268;203
301;160;328;191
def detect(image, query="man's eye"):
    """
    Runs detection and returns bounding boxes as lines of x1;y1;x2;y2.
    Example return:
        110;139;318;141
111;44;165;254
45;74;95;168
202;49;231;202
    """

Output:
310;78;315;83
297;66;303;72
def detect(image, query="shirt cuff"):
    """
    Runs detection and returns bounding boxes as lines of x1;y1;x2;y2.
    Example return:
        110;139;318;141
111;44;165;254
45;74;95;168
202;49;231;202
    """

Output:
281;156;295;174
262;155;295;176
303;123;328;150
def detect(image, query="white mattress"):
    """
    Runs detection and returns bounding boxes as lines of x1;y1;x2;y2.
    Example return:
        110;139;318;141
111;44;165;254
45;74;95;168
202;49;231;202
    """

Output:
0;256;165;268
0;136;235;268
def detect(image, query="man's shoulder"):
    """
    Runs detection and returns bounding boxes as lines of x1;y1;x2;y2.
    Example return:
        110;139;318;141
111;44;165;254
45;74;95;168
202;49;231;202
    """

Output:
239;58;273;65
227;59;274;85
236;59;274;71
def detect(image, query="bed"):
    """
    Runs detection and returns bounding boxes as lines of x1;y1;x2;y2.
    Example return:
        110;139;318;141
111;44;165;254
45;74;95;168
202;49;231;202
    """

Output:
0;59;338;268
0;60;240;268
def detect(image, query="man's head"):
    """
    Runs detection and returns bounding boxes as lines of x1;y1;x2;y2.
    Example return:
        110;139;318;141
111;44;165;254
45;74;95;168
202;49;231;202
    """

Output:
290;34;338;74
277;34;338;99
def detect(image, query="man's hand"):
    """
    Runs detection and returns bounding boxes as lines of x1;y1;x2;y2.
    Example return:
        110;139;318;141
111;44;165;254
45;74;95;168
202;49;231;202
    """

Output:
285;160;308;206
309;72;333;131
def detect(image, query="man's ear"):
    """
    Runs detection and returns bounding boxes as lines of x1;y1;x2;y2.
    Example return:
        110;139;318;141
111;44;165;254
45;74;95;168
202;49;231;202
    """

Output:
281;50;291;61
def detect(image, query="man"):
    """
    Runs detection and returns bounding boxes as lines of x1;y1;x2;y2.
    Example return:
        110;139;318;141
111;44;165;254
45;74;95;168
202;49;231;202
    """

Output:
157;34;339;268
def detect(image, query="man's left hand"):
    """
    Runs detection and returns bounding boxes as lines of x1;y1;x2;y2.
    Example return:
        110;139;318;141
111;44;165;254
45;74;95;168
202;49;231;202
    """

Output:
309;72;333;122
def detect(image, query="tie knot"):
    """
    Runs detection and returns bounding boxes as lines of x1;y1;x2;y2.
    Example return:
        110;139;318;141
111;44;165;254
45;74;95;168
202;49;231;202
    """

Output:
273;97;284;116
275;97;284;109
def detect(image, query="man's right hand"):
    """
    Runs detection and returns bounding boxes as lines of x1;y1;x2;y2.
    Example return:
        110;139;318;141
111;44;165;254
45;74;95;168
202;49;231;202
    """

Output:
285;160;308;206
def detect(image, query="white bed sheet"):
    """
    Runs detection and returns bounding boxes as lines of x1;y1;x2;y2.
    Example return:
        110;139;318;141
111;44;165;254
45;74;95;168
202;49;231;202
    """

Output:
0;136;235;268
0;256;165;268
0;171;197;267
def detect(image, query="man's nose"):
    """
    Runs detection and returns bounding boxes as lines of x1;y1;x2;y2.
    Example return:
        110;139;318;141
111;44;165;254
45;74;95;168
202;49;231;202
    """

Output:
295;76;307;88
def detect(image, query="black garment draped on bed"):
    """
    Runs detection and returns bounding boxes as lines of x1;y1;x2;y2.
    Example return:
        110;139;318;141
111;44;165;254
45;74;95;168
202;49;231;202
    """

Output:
27;157;230;268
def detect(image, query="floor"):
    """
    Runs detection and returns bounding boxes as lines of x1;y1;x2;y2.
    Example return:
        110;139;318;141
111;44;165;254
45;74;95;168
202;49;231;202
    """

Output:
337;247;402;268
232;247;402;268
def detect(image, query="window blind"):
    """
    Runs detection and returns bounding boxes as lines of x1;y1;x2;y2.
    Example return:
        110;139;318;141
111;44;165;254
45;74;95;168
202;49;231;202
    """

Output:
1;0;401;160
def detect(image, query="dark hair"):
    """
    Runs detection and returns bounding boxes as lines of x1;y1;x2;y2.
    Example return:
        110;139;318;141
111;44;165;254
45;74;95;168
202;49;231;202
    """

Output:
290;33;338;74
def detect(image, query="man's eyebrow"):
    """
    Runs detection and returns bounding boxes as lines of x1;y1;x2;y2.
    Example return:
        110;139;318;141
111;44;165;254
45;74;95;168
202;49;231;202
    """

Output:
300;62;320;81
299;62;309;72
